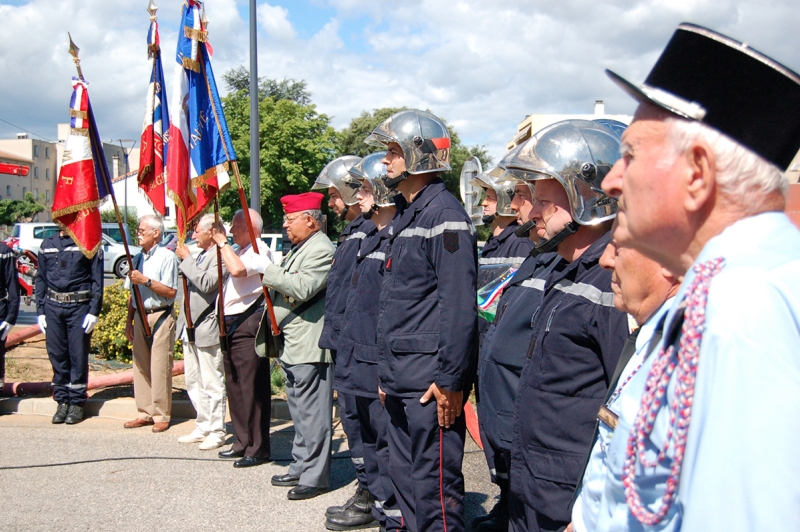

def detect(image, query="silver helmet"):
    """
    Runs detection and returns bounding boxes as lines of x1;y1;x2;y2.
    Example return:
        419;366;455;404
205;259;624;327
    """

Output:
349;151;398;208
311;155;363;205
505;119;621;226
364;110;451;187
470;167;516;218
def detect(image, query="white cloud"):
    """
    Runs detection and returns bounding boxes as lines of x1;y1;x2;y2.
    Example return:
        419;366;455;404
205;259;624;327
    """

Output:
1;0;799;167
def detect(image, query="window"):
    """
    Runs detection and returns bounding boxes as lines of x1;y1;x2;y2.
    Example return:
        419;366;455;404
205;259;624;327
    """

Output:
46;169;50;180
5;186;10;196
34;188;38;199
45;147;50;159
22;187;27;196
33;145;39;157
46;190;50;202
33;227;59;239
34;167;38;178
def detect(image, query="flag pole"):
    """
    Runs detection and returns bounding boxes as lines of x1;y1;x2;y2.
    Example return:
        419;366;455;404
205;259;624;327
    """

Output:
214;197;227;343
68;33;152;339
197;47;280;336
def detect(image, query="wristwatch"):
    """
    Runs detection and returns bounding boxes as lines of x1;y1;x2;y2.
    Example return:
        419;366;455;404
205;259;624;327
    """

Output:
218;240;227;249
145;279;152;288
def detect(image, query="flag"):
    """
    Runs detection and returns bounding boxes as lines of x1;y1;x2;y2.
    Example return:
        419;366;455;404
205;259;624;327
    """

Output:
138;16;169;216
166;0;234;243
51;77;113;258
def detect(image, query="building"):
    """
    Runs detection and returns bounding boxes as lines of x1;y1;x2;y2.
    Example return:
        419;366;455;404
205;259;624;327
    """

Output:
0;134;58;221
507;100;632;149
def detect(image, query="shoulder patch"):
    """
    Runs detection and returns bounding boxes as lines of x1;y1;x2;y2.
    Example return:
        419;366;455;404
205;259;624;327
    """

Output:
443;230;459;253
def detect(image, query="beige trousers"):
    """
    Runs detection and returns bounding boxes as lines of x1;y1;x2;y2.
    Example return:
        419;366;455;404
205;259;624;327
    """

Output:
132;309;175;423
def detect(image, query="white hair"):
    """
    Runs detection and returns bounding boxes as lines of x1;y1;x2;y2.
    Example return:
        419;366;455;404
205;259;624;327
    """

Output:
663;117;787;211
196;213;216;231
140;214;165;242
234;208;264;234
306;209;323;226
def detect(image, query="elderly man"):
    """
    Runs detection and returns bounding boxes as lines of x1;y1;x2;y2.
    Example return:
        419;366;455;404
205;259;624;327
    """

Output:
256;192;335;500
175;213;227;450
124;214;178;432
212;208;274;468
502;120;630;532
589;23;800;531
568;223;680;532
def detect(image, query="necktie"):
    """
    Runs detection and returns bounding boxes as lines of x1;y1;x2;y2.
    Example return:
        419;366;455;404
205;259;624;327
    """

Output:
623;257;725;525
605;327;641;402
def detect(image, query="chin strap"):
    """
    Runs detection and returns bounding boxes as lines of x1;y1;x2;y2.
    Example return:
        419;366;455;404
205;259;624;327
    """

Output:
482;213;497;225
339;206;350;221
382;171;409;190
362;204;378;220
514;220;535;238
530;221;579;257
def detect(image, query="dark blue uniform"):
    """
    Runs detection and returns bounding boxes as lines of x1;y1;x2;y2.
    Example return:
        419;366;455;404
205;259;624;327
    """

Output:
35;234;104;407
320;215;374;493
508;232;628;532
376;179;478;532
337;224;402;530
0;242;21;386
476;251;560;506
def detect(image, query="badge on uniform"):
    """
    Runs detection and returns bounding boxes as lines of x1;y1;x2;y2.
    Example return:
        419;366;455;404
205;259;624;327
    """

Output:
443;230;459;253
598;404;619;430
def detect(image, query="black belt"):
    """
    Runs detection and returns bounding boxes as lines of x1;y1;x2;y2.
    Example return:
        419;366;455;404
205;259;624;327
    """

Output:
46;288;92;304
145;305;172;315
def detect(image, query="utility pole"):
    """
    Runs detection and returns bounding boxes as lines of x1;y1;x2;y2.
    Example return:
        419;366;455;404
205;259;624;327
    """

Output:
249;0;260;214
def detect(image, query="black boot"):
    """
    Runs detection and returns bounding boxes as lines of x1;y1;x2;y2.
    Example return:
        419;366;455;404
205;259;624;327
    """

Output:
472;485;509;528
327;484;362;516
475;493;509;532
325;486;376;531
52;403;69;424
65;405;84;425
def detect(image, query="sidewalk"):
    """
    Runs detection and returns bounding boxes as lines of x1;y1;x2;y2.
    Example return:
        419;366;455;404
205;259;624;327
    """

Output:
0;396;497;531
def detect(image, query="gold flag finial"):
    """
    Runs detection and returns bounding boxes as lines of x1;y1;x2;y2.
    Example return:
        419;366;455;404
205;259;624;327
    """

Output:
201;9;209;29
147;0;158;21
67;32;84;80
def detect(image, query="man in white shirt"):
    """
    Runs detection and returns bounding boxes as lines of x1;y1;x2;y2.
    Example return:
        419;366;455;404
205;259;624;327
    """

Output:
123;214;178;433
212;208;274;468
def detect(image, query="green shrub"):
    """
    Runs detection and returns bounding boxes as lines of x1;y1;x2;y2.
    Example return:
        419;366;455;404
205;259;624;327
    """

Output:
91;280;183;362
270;362;285;395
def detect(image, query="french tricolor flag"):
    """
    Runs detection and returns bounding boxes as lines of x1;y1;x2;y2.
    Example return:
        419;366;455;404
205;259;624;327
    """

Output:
165;0;234;243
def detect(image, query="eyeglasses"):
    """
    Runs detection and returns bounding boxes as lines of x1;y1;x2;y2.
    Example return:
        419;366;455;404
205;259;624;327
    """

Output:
137;228;154;235
283;213;309;224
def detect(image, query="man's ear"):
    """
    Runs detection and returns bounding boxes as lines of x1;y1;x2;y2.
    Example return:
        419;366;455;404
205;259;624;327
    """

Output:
683;140;716;214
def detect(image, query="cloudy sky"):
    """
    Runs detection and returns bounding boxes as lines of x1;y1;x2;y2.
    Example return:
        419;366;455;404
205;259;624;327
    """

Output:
1;0;798;162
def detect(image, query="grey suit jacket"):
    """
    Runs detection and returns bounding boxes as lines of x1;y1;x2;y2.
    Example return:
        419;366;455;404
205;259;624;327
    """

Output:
255;230;335;364
176;248;227;348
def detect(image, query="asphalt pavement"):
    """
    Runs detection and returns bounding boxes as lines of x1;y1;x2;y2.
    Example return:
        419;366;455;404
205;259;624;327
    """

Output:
0;404;498;531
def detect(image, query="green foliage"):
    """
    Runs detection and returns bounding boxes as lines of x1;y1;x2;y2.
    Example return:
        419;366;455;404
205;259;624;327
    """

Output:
223;66;312;106
271;363;285;395
0;193;46;225
220;87;337;231
92;280;133;362
91;280;183;363
100;207;138;245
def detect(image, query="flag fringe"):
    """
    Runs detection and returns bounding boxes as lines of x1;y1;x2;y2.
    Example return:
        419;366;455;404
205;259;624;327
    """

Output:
182;57;201;73
70;127;89;137
183;27;207;42
57;223;102;260
69;109;88;119
51;198;103;220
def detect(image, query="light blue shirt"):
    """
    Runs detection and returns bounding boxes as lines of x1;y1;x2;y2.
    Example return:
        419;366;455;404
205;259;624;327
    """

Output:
573;212;800;532
573;299;673;532
124;244;178;310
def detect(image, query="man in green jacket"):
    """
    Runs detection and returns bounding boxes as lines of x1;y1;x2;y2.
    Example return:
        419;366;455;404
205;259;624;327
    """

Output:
256;192;335;500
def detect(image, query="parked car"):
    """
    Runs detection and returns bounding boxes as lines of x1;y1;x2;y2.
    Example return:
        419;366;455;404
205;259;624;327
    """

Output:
101;223;133;246
260;233;284;263
102;234;142;278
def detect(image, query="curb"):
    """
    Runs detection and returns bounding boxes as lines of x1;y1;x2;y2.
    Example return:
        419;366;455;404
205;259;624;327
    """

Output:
0;397;296;421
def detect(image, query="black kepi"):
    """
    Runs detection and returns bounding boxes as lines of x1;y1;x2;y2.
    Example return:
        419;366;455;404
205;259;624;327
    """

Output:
606;23;800;171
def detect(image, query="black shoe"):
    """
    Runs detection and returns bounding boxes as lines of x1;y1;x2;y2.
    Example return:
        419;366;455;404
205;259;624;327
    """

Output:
65;405;84;425
271;473;300;487
233;455;268;468
52;403;69;424
327;484;370;516
287;485;327;500
475;501;509;532
218;448;245;459
325;505;377;530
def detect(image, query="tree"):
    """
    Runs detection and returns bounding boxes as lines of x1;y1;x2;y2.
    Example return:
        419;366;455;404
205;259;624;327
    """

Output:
335;108;493;198
100;207;138;243
220;83;337;231
223;66;312;106
0;193;46;225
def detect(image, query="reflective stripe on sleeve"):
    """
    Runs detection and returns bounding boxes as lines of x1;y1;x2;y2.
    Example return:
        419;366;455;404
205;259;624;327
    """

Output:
397;221;475;239
553;279;615;306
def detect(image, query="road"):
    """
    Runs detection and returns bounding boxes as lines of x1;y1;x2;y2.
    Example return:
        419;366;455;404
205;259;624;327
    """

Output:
0;410;498;531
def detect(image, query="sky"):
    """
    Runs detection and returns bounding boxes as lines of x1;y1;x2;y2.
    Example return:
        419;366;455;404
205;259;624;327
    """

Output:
1;0;799;163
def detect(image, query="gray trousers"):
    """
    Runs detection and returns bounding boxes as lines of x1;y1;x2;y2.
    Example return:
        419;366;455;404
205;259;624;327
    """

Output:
281;361;333;488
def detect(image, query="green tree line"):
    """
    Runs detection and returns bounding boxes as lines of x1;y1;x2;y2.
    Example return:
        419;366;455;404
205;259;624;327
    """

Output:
219;67;493;235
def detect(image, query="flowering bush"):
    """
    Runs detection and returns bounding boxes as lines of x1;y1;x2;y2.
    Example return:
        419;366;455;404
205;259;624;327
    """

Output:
91;280;184;362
